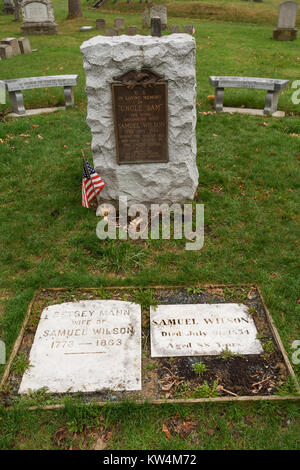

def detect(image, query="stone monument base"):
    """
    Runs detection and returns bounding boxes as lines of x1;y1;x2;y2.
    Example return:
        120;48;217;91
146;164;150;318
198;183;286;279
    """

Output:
273;28;297;40
21;22;58;35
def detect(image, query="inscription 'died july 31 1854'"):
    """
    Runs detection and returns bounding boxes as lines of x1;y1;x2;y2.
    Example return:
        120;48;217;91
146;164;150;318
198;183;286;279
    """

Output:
111;69;168;164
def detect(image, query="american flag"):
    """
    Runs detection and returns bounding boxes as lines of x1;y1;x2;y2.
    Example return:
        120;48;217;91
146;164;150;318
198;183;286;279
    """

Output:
82;159;105;208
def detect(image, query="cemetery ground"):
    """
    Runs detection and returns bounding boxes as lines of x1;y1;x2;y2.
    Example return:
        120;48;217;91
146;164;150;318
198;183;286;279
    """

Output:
0;0;300;451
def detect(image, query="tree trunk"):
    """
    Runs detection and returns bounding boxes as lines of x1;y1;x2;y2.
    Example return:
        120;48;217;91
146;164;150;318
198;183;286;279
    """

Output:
67;0;83;19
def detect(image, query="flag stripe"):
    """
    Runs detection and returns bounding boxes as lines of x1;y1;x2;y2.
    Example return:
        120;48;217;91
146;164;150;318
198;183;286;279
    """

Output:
82;159;105;208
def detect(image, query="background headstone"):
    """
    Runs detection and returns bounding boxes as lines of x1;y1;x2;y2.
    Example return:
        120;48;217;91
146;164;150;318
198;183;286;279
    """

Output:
142;8;149;28
96;18;106;30
126;26;138;36
80;26;93;32
171;24;181;34
0;38;21;56
150;5;167;30
0;44;13;59
183;25;195;34
273;1;298;40
20;0;58;35
114;17;125;30
151;17;162;37
150;304;264;357
17;37;32;54
105;28;118;36
3;0;15;14
277;0;297;28
19;300;142;393
81;35;198;205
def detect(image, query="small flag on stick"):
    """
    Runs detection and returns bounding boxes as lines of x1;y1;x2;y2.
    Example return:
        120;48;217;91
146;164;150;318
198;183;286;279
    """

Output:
82;152;105;208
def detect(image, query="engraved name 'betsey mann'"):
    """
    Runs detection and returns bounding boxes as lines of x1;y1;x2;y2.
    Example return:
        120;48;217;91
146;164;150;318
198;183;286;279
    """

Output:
41;307;135;349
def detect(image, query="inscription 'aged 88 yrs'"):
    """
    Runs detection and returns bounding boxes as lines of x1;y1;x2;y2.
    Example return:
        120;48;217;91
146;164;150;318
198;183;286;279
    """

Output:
112;69;168;164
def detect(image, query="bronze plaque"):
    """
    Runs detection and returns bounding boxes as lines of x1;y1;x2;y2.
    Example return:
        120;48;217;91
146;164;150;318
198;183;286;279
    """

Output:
112;70;168;164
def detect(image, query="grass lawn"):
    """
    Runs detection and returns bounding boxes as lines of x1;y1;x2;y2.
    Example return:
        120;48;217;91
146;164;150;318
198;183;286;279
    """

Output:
0;0;299;450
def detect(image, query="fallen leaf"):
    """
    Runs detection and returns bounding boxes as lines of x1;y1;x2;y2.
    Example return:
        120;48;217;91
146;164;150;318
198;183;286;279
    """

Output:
55;427;68;442
162;424;171;439
173;420;196;438
19;134;31;138
37;134;44;140
93;435;107;450
247;288;256;299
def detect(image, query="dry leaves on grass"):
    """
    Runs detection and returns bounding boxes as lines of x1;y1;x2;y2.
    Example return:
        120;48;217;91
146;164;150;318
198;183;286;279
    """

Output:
54;423;112;451
247;287;257;300
162;416;197;439
173;419;196;438
162;424;171;439
92;431;112;450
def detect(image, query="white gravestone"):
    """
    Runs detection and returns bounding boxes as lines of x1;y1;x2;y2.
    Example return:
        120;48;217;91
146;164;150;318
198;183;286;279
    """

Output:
24;2;49;22
273;1;298;40
21;0;58;34
277;1;298;28
150;303;263;357
81;35;198;206
19;300;142;393
150;6;167;29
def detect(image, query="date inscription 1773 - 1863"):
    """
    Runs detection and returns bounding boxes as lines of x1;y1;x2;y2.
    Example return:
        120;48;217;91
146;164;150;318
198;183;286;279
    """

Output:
111;69;168;164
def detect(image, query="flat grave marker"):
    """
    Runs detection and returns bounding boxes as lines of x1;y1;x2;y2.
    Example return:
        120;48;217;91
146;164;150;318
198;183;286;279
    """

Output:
2;286;298;404
19;300;142;394
150;303;263;357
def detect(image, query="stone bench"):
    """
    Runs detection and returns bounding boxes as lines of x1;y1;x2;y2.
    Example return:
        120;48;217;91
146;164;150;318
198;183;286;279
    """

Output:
4;74;78;115
209;76;289;115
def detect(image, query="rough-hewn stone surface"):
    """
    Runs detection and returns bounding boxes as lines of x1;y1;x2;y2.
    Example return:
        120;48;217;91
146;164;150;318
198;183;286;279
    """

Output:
81;35;198;205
